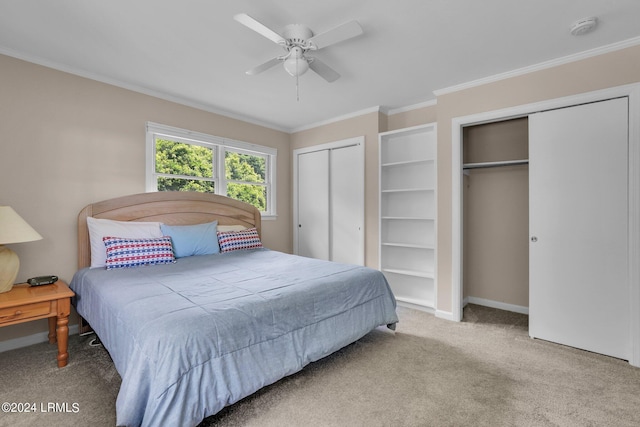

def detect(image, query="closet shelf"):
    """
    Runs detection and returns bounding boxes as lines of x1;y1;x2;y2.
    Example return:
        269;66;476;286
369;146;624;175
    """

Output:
382;268;435;279
463;159;529;170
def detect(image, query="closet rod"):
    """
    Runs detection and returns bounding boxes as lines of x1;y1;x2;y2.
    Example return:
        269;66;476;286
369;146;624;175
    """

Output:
463;159;529;170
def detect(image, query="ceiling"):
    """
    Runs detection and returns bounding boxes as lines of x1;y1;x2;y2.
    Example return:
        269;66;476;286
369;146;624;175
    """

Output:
1;1;640;132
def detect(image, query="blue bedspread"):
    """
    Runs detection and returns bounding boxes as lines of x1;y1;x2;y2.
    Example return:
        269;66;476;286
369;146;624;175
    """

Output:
70;249;398;427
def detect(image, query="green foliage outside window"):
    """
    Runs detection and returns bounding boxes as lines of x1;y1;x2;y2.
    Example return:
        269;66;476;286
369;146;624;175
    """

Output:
225;152;266;211
157;177;215;193
155;139;267;211
155;139;214;192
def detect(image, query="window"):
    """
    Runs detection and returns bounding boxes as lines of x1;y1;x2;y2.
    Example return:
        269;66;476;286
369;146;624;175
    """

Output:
146;122;277;217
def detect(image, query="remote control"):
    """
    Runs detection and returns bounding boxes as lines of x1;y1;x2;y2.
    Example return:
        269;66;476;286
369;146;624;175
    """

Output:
27;275;59;286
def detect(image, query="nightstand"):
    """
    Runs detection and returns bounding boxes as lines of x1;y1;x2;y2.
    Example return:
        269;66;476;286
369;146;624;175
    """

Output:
0;280;74;367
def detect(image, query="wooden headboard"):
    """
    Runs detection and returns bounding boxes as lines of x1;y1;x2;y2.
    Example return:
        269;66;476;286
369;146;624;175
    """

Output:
77;192;262;269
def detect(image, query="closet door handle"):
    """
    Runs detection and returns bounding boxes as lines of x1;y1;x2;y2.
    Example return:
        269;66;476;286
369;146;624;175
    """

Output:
531;236;538;242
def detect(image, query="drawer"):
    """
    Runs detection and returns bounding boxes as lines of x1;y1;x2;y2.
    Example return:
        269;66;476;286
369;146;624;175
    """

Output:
0;301;51;324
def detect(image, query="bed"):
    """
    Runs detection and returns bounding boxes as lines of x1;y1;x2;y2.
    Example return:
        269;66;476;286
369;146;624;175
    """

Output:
69;192;398;427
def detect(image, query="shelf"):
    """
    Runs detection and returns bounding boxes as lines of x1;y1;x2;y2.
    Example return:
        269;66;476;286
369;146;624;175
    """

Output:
463;159;529;169
381;216;434;221
379;123;437;313
381;158;435;168
381;242;434;250
382;268;435;279
381;188;434;193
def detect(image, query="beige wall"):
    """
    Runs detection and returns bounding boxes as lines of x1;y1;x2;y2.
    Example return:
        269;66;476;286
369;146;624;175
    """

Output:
387;104;438;132
0;54;291;342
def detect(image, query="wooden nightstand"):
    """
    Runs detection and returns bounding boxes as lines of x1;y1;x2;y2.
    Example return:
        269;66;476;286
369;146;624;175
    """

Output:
0;280;74;367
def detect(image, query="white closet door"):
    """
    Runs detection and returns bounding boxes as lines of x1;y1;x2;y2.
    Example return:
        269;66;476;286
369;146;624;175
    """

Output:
331;145;364;265
529;97;630;359
297;150;330;260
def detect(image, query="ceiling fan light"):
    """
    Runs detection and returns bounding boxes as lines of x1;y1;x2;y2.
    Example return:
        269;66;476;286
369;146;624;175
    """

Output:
283;56;309;77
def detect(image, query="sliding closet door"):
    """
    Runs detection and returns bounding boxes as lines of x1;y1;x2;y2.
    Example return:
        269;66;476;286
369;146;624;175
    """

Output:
297;150;330;260
295;139;364;264
330;145;364;265
529;97;629;359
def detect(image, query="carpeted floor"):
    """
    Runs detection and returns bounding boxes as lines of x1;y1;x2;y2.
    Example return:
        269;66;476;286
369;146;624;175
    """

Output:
1;304;639;427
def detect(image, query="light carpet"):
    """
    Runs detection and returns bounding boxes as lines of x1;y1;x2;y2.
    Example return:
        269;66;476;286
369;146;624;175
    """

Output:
1;305;638;427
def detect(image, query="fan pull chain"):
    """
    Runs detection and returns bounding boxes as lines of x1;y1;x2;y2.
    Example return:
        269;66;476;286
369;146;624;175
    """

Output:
296;55;300;101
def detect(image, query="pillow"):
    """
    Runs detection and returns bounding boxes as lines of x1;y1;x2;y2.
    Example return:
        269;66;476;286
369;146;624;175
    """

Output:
216;224;247;232
87;217;163;268
217;227;263;253
103;236;175;269
160;221;219;258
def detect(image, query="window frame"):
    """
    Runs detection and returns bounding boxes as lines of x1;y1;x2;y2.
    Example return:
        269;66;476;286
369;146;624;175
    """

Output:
146;122;277;218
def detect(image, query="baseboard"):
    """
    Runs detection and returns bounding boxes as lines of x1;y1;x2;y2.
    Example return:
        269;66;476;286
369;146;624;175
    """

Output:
464;296;529;315
396;300;436;314
0;325;79;353
435;309;457;321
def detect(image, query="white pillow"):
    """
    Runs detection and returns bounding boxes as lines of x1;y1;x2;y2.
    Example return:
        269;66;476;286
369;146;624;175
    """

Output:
216;225;247;232
87;217;163;268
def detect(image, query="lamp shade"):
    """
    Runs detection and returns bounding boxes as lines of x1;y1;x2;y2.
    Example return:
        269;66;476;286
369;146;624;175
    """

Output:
0;206;43;244
0;206;42;293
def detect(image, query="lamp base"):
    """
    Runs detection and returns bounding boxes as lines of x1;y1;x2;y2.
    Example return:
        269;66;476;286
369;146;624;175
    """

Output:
0;245;19;293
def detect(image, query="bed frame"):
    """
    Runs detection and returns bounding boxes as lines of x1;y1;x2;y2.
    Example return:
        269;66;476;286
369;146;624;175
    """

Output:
77;191;262;269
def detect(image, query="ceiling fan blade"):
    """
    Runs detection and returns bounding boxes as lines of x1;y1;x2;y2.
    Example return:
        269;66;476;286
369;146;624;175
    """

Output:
308;57;340;82
308;20;363;50
246;56;282;75
234;13;286;45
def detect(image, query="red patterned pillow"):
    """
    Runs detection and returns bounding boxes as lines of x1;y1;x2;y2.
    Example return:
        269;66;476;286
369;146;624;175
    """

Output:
217;228;263;253
103;236;175;269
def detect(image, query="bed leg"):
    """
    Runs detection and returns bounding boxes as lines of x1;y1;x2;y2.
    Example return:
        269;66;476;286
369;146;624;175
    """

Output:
78;315;94;336
387;323;397;331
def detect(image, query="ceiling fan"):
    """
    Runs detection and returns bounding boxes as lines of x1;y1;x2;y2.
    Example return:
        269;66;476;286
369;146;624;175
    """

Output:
234;13;363;83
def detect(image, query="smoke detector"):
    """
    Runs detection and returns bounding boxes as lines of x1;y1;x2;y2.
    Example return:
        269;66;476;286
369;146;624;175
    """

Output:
570;17;598;36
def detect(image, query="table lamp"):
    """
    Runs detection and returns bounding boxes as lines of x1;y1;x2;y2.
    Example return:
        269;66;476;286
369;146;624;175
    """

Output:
0;206;43;293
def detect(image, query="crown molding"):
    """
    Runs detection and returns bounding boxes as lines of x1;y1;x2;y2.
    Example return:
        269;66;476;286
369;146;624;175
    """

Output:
290;106;382;133
434;36;640;97
291;99;440;133
384;99;437;116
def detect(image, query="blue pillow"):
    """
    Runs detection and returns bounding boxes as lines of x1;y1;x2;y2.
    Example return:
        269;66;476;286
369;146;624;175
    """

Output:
160;221;219;258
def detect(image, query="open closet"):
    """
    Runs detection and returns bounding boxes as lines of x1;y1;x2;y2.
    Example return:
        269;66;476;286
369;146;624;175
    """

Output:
463;118;529;313
460;97;631;361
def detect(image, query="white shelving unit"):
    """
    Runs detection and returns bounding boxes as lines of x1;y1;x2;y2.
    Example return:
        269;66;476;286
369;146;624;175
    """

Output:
379;123;437;311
